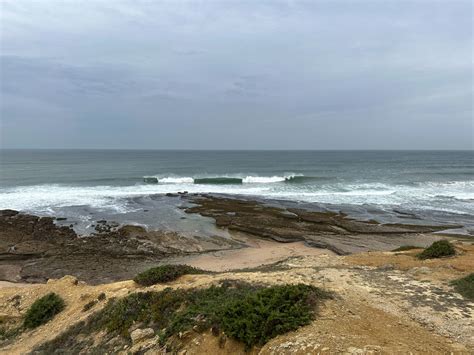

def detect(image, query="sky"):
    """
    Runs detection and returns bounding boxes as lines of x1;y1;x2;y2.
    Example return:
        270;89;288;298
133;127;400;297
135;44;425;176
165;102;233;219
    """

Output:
0;0;472;150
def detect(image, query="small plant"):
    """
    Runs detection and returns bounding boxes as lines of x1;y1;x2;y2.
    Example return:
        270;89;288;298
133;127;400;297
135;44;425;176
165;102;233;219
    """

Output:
97;293;106;301
392;245;419;252
82;300;98;312
417;240;455;260
133;264;208;286
451;273;474;301
24;293;65;329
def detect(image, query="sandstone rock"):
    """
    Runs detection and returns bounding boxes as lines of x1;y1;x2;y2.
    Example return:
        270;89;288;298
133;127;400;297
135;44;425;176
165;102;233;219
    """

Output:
409;266;431;275
130;328;155;344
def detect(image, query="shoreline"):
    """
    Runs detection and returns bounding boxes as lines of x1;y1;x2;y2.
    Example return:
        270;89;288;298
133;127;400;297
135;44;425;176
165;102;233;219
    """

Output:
0;195;473;353
1;194;470;285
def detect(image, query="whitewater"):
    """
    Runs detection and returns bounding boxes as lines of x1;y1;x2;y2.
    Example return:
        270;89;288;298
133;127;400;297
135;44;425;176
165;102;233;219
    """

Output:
1;150;472;234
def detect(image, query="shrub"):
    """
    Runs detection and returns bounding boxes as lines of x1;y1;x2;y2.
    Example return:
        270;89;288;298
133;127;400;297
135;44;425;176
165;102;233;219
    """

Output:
24;293;65;329
221;284;329;348
133;264;208;286
82;300;98;312
417;240;455;260
392;245;419;252
451;273;474;301
35;281;332;352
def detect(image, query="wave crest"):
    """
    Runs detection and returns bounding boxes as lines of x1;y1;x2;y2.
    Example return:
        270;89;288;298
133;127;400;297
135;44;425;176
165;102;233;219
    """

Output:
144;174;311;185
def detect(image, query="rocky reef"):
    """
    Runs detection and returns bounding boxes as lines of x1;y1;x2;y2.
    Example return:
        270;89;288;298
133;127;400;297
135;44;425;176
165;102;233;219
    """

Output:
184;195;454;254
0;209;241;284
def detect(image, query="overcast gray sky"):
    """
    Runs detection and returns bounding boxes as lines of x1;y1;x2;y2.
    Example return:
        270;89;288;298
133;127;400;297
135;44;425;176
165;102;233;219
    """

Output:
1;0;472;149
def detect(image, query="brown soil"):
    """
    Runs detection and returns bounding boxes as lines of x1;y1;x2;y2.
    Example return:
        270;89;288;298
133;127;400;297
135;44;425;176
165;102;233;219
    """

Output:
1;242;472;354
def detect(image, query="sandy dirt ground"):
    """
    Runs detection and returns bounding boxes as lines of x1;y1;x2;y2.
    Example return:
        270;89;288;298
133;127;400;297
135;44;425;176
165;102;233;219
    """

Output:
176;233;335;272
1;239;473;354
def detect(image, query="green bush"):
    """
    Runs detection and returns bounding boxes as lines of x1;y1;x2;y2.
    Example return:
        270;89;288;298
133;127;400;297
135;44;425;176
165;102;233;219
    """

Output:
417;240;455;260
392;245;419;252
221;284;329;348
36;280;332;352
133;264;208;286
451;273;474;301
24;293;65;329
102;281;330;347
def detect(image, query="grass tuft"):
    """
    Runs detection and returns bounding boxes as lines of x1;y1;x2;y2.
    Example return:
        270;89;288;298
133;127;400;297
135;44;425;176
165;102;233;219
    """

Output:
24;293;65;329
450;273;474;301
133;264;208;286
417;240;455;260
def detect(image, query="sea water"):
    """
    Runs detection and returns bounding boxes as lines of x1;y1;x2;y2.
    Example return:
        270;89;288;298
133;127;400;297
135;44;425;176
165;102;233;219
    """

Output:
1;150;472;235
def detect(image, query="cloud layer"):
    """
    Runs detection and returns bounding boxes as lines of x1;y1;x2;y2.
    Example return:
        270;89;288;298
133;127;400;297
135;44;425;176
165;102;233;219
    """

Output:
1;0;472;149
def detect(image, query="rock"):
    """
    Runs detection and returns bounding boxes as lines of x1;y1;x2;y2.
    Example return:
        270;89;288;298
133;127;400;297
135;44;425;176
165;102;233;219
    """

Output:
215;215;232;227
364;345;382;353
378;264;394;271
409;266;431;275
130;328;155;344
0;210;19;217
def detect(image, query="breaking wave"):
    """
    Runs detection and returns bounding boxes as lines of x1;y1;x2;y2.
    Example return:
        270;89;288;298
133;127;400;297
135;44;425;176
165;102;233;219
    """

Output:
142;174;323;185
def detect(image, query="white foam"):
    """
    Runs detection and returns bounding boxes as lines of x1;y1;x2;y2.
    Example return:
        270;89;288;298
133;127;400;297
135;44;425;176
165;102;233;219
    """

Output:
1;179;473;216
243;175;287;183
158;177;194;184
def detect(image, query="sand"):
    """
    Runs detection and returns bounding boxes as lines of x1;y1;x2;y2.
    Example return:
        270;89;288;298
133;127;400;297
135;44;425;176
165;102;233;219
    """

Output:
178;233;335;272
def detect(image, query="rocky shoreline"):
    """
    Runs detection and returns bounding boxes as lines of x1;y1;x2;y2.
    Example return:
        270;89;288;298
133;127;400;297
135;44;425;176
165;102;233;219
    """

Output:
0;208;241;284
0;195;473;353
183;194;457;254
0;194;465;284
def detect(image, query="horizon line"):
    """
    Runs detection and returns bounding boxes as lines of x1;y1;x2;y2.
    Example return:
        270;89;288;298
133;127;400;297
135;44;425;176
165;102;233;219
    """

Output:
1;148;472;152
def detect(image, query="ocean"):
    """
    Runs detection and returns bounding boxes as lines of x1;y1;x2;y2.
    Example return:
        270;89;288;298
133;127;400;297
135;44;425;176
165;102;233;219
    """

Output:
0;150;473;235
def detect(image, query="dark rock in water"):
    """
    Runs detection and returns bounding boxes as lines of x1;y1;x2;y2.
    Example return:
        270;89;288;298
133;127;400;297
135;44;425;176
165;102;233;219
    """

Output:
55;217;67;221
0;210;19;217
97;220;107;224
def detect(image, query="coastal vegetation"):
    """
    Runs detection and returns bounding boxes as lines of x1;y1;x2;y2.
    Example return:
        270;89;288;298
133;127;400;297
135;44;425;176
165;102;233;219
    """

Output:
417;240;455;260
34;281;331;352
24;293;65;329
220;283;330;348
133;264;209;286
451;273;474;301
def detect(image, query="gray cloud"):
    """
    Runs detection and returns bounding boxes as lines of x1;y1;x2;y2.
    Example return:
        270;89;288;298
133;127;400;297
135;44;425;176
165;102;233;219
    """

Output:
0;0;472;149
